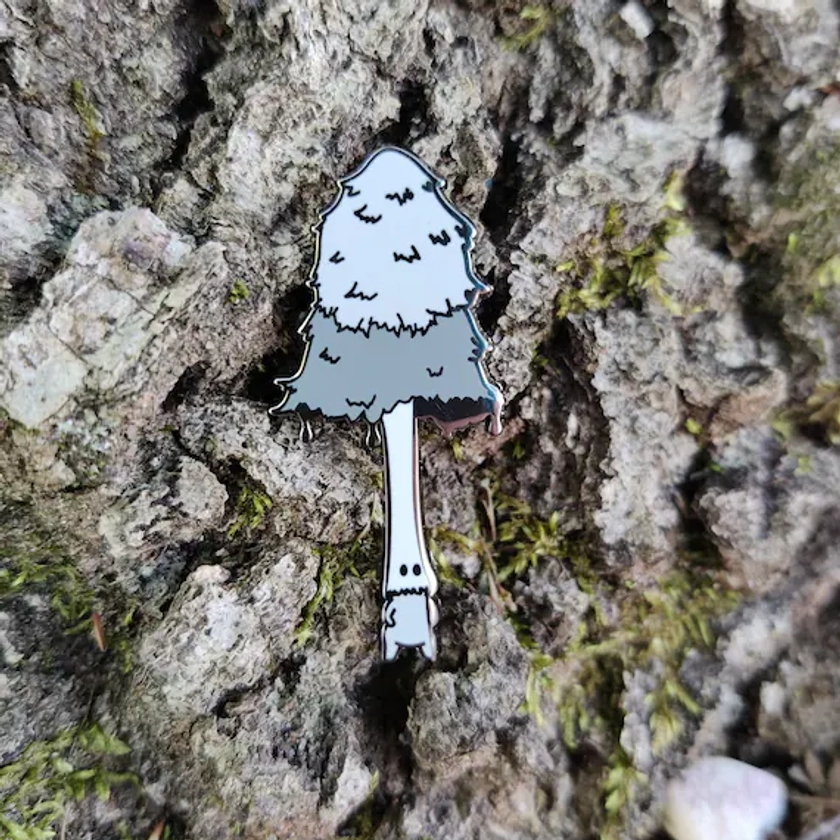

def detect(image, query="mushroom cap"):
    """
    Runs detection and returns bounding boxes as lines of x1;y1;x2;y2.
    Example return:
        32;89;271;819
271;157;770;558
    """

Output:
312;146;485;334
274;146;503;435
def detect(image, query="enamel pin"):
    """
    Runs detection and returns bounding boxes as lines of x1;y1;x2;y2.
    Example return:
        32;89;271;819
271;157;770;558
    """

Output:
272;147;503;661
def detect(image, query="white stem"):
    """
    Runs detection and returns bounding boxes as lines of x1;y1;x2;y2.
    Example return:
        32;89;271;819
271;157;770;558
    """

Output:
380;400;437;597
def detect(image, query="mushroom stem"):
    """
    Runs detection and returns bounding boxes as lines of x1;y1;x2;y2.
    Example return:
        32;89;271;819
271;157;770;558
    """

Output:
379;400;438;661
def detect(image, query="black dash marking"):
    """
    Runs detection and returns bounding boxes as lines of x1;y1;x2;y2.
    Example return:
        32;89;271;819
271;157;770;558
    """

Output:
427;366;444;378
429;229;451;246
394;245;421;264
344;281;378;301
319;347;341;365
421;180;434;192
386;586;430;597
454;223;468;239
426;296;464;320
385;188;415;206
354;204;382;224
347;394;376;409
344;185;360;197
329;251;345;264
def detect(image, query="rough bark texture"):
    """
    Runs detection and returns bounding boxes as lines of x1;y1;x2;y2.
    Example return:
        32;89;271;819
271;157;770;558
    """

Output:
1;1;840;839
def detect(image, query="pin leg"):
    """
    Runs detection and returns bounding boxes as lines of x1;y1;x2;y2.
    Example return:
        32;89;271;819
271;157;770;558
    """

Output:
419;639;436;661
383;633;400;661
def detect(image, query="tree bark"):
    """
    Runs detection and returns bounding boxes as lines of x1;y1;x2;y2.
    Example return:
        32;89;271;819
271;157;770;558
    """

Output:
1;1;840;838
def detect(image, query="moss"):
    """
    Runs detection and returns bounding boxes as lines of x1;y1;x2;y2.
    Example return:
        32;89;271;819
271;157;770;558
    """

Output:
432;485;736;745
504;569;737;840
0;517;140;672
227;279;250;305
294;536;376;647
774;380;840;445
336;771;381;840
492;490;595;594
603;203;625;240
551;571;738;838
684;418;703;438
109;602;141;674
430;483;596;614
427;531;469;590
810;255;840;311
556;179;694;319
499;5;552;51
69;80;105;191
556;210;690;318
557;574;736;747
505;436;529;461
70;80;104;149
662;171;687;213
601;750;646;840
116;822;134;840
0;533;94;629
0;724;137;840
451;436;465;462
430;524;501;602
495;497;599;595
773;140;840;313
434;477;738;838
227;486;273;539
522;652;555;726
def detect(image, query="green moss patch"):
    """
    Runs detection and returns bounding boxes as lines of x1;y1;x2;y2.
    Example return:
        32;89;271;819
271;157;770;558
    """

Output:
294;535;377;648
499;5;553;51
227;486;273;539
0;724;136;840
774;140;840;314
556;198;691;319
432;477;739;839
774;380;840;445
0;508;139;672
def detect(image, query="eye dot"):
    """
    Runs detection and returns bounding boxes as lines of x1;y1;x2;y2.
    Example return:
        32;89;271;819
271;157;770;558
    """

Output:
399;564;408;576
412;564;422;576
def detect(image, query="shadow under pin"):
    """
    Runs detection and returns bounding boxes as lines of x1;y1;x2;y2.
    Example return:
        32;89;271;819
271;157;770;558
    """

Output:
269;146;504;661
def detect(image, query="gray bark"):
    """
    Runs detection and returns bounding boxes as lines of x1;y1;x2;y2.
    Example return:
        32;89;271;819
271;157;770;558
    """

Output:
1;0;840;838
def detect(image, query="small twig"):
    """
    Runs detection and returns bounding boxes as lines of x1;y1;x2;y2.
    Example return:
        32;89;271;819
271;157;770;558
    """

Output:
82;684;99;725
148;818;166;840
791;793;840;808
798;811;840;840
478;541;506;611
92;612;107;651
478;481;497;542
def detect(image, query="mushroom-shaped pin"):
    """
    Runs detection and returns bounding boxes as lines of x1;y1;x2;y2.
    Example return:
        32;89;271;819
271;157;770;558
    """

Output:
272;147;504;661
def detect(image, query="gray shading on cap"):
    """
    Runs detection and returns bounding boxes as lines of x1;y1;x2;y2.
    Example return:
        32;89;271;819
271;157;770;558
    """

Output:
279;307;498;425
